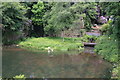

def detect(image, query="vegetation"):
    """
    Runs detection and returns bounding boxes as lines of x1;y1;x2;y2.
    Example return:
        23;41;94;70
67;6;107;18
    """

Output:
94;2;120;78
13;75;26;80
19;37;84;52
44;2;98;36
95;35;118;62
80;35;98;42
19;35;98;52
31;2;45;37
95;35;119;78
2;2;28;45
1;1;119;79
1;2;99;45
100;23;110;34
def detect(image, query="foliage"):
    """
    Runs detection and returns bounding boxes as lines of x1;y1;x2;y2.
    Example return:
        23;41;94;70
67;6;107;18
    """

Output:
44;2;98;36
21;2;36;19
31;2;44;26
100;23;110;34
100;2;120;38
19;37;84;52
31;2;53;37
13;75;26;80
80;35;98;42
2;2;98;42
112;64;120;79
2;2;27;31
94;35;118;63
70;2;98;30
100;2;119;17
80;29;86;36
96;3;120;78
94;35;119;79
44;2;74;36
108;16;120;39
2;2;28;45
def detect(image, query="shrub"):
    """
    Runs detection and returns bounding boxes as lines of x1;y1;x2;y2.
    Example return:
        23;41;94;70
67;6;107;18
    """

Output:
94;35;118;63
95;35;119;78
80;29;86;36
80;35;98;43
13;75;26;80
100;23;110;34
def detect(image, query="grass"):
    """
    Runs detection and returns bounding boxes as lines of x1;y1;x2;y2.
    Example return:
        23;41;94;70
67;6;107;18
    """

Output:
94;35;118;63
94;35;119;78
19;37;84;52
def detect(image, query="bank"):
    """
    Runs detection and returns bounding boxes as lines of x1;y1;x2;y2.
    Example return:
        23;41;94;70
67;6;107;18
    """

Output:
19;37;84;53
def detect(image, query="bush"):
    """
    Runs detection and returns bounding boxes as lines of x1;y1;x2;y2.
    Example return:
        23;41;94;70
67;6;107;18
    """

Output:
94;35;119;78
100;23;110;34
13;75;26;80
94;35;118;63
80;35;98;43
2;3;27;45
80;29;86;36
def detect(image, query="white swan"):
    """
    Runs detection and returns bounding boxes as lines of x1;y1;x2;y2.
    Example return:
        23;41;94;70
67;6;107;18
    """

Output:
45;47;54;53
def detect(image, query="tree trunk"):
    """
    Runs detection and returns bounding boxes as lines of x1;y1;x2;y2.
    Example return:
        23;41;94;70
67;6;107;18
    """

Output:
62;30;65;42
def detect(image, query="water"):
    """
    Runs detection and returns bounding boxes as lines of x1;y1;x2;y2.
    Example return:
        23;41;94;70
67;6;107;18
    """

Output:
2;47;112;78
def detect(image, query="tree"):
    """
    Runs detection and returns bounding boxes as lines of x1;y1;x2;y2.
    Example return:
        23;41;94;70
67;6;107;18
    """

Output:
21;2;37;37
2;2;27;45
31;1;45;37
100;2;120;39
73;2;98;30
44;2;98;37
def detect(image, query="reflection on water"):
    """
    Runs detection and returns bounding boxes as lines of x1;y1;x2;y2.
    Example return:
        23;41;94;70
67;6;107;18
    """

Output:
3;47;112;78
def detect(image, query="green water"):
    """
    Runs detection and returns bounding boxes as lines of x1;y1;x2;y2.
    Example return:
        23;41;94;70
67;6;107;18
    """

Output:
2;47;112;78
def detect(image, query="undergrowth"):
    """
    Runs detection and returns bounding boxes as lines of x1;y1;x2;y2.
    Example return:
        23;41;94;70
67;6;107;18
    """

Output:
94;35;119;78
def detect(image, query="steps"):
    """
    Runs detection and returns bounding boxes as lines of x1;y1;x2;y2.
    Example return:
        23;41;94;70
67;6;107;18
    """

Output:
83;42;97;47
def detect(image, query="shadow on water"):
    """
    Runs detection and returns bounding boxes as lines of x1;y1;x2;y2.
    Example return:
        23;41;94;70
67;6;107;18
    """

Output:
2;47;112;78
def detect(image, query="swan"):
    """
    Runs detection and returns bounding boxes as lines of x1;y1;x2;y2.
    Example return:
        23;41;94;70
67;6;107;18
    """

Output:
45;47;54;53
